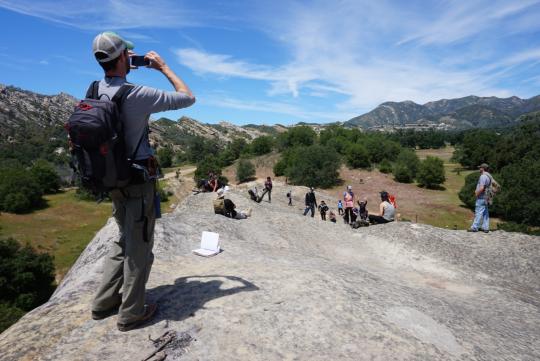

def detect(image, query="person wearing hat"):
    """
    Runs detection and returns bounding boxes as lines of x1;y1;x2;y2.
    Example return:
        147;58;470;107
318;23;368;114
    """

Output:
90;31;195;332
343;185;355;225
368;191;395;224
214;187;252;219
468;163;492;233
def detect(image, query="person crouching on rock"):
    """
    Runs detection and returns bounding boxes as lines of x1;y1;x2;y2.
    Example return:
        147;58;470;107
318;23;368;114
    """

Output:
318;200;329;220
368;191;395;224
214;187;252;219
329;211;337;223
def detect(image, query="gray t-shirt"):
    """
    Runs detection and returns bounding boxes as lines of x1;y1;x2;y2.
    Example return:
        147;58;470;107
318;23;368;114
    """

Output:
475;172;491;199
382;201;395;221
98;76;195;160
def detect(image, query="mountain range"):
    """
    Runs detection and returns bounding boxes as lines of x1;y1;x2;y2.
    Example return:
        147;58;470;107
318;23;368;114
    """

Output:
345;95;540;129
2;83;540;160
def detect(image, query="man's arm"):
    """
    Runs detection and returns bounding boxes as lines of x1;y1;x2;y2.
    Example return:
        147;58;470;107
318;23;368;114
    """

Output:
145;51;194;98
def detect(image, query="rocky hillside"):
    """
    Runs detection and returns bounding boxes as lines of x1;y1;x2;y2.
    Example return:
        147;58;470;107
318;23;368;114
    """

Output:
0;183;538;360
0;84;76;153
0;84;279;162
346;95;540;130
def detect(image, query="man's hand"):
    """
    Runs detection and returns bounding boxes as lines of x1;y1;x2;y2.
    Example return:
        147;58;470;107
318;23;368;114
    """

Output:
145;51;168;72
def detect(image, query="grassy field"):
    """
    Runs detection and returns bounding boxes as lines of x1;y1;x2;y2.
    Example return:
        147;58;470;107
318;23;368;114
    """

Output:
0;177;181;279
0;190;111;278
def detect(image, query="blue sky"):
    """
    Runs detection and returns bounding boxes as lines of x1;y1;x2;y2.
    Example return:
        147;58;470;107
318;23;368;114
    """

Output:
1;0;540;125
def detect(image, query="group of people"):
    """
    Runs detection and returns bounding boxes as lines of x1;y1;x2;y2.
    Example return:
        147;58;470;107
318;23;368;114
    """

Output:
302;186;396;227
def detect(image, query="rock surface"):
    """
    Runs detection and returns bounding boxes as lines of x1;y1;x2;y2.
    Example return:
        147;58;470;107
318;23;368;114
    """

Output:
1;184;539;361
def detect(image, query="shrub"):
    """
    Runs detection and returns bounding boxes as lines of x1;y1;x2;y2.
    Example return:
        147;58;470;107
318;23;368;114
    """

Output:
345;143;371;169
378;159;393;174
0;166;43;213
30;159;61;194
458;172;478;209
249;136;274;155
236;159;256;183
393;162;414;183
157;146;174;168
283;145;341;188
395;149;420;178
0;238;56;332
194;157;223;183
417;156;446;189
273;158;287;177
277;126;317;150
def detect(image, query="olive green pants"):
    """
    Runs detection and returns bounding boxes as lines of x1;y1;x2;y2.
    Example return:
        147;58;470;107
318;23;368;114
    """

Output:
92;181;156;324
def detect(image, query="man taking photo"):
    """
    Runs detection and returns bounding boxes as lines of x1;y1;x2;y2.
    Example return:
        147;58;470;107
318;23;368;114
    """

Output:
89;31;195;331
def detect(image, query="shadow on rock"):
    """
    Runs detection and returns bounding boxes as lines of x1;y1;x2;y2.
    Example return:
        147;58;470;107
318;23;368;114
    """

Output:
146;275;259;325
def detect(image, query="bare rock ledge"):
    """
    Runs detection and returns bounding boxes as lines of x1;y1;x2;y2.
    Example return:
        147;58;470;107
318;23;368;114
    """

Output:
1;185;539;361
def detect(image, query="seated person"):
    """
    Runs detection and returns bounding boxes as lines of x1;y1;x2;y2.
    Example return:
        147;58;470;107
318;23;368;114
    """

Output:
329;211;337;223
368;191;395;224
214;187;252;219
357;199;368;221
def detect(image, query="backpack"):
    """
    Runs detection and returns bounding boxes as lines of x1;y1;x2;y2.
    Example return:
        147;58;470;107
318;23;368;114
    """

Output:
66;81;143;197
388;194;397;209
485;173;501;205
213;198;225;215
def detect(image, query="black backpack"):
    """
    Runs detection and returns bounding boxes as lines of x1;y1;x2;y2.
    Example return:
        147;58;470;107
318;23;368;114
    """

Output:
66;81;143;197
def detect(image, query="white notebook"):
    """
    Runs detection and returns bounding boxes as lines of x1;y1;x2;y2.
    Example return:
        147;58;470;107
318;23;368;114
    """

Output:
193;231;221;257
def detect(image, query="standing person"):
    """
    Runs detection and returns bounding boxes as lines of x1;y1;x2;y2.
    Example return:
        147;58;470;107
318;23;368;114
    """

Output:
287;190;292;206
468;163;492;233
259;176;273;202
343;185;355;224
368;191;395;224
303;187;317;217
318;200;329;221
89;32;195;332
337;200;344;215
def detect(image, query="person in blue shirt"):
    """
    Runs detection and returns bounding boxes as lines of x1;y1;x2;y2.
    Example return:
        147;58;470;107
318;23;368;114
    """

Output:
468;163;492;233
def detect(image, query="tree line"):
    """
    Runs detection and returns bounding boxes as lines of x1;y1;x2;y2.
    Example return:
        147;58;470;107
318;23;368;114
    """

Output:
455;113;540;232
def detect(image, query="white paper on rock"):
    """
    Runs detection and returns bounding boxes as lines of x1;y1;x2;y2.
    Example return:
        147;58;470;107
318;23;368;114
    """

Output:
193;231;221;257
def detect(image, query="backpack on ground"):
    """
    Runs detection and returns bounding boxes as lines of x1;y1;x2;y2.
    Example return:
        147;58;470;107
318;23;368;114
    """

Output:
213;198;225;215
66;81;143;197
485;174;501;205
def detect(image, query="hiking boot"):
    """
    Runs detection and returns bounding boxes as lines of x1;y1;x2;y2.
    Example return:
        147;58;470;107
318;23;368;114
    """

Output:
467;229;478;233
117;303;157;332
92;305;120;320
482;229;490;233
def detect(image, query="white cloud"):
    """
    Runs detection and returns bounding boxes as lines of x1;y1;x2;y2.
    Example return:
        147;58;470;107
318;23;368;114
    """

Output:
0;0;204;30
203;96;354;122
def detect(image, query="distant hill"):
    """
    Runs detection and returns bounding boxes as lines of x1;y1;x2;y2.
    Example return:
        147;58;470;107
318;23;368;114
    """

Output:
0;84;280;163
346;95;540;130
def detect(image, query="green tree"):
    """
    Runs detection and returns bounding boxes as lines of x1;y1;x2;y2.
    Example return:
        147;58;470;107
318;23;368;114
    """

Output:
458;172;478;209
0;238;56;332
236;159;256;183
345;143;371;169
393;162;414;183
228;138;248;159
378;159;393;174
156;146;174;168
30;159;61;194
277;126;317;150
395;149;420;177
417;156;446;189
283;145;341;188
249;136;274;155
0;166;43;213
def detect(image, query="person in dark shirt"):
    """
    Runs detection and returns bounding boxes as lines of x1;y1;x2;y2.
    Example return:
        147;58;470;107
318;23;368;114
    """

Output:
318;200;329;220
303;187;317;217
259;176;273;202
